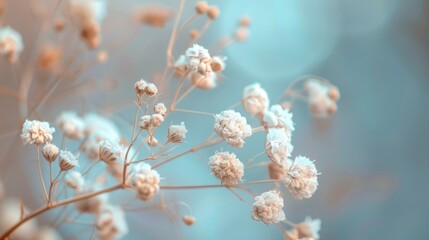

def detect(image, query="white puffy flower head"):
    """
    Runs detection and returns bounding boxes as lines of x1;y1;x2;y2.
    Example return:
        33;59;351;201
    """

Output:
209;151;244;185
99;139;123;163
211;56;226;72
284;156;318;199
0;26;24;63
304;79;338;118
56;111;85;140
266;128;293;165
151;114;164;127
214;110;252;148
185;44;212;75
65;171;85;191
190;71;217;90
168;122;187;143
242;83;269;116
21;119;55;145
96;204;128;240
252;191;286;224
296;217;321;239
42;143;60;163
59;150;79;171
131;163;160;201
263;104;294;136
174;54;188;76
154;102;167;116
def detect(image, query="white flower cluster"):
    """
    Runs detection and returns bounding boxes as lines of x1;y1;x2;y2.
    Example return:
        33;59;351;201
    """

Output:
59;150;79;171
68;0;107;48
56;111;85;140
263;104;295;136
284;156;318;199
131;163;160;201
209;151;244;185
95;204;129;240
265;128;293;165
296;217;321;239
134;79;158;100
214;110;252;148
242;83;269;116
21;119;55;145
185;44;212;75
42;143;60;163
168;122;188;143
304;79;340;118
99;139;124;163
0;26;23;63
252;191;286;224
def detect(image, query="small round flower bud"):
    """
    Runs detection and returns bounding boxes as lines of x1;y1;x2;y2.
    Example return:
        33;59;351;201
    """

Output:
295;217;321;239
207;6;219;20
182;215;196;226
189;29;200;39
242;83;269;117
252;191;286;224
239;16;251;27
154;102;167;116
59;150;79;171
210;56;226;72
235;27;248;42
284;156;318;199
282;101;293;110
134;79;148;96
168;122;188;143
54;19;65;32
65;171;85;191
145;83;158;96
328;87;340;101
195;1;208;14
139;115;152;130
42;143;59;163
209;151;244;185
151;114;164;127
99;140;123;163
131;163;160;201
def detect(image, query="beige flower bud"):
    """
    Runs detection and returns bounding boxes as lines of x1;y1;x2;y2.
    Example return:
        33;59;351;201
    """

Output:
42;143;59;163
182;215;196;226
207;6;219;20
195;1;208;14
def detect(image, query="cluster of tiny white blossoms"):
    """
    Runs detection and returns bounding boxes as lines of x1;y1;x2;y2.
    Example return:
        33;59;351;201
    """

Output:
285;217;321;240
95;204;129;240
214;110;252;148
168;122;188;143
0;26;23;63
284;156;319;199
242;83;270;117
304;79;340;118
21;120;55;145
56;111;86;140
209;151;244;185
252;191;286;224
130;163;161;201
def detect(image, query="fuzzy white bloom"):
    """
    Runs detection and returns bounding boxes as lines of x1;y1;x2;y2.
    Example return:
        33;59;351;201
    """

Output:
0;199;37;239
151;114;164;127
65;171;85;191
134;79;148;96
242;83;270;116
96;204;128;240
296;217;321;239
190;71;217;90
0;26;24;63
56;111;85;140
267;162;289;180
214;110;252;148
252;191;286;224
154;102;167;116
42;143;60;163
139;115;152;130
266;128;293;165
33;226;63;240
59;150;79;171
75;183;108;213
168;122;187;143
21;119;55;145
99;139;123;163
131;163;160;201
211;56;226;72
263;105;295;136
209;151;244;185
145;83;158;96
185;44;212;75
284;156;318;199
69;0;107;24
304;79;337;118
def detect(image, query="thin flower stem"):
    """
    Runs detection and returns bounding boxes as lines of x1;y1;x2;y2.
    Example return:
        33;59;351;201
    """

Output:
166;0;186;67
0;184;123;239
173;108;214;116
122;129;143;184
169;77;186;111
177;13;197;36
283;218;297;228
36;146;48;201
160;179;283;190
189;19;212;46
48;171;62;204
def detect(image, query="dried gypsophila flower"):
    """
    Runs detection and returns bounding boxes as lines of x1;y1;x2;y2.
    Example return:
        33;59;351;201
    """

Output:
195;1;209;14
284;156;318;199
134;79;148;96
266;128;293;165
252;190;286;224
151;114;164;127
42;143;60;163
191;71;217;90
38;45;62;70
131;163;160;201
154;102;167;116
59;150;79;171
182;215;196;226
209;151;244;185
267;161;289;180
263;104;295;137
0;26;24;63
185;44;212;76
145;83;158;96
304;79;338;118
21;119;55;145
168;122;188;143
56;111;86;140
139;115;152;130
99;139;123;163
211;56;226;72
242;83;270;117
214;110;252;148
65;171;85;191
95;204;129;240
296;217;321;240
